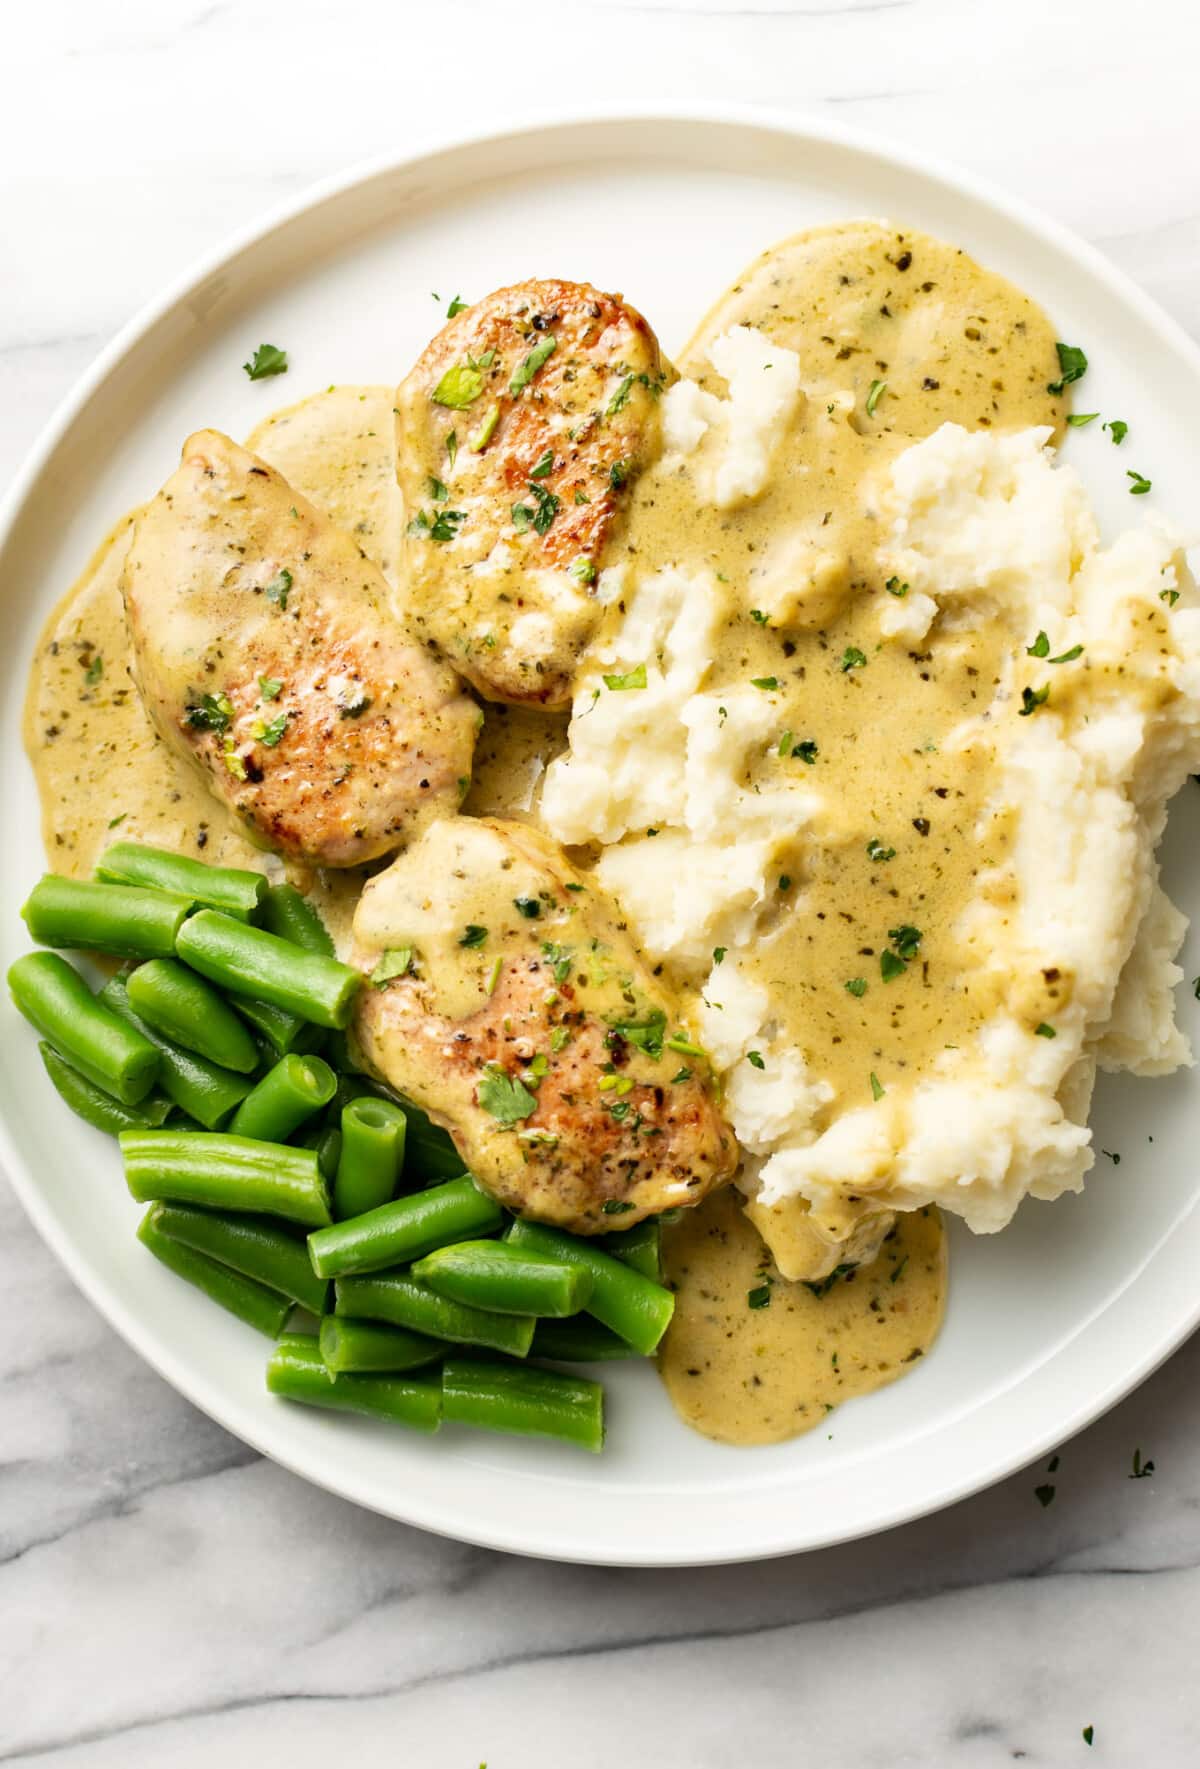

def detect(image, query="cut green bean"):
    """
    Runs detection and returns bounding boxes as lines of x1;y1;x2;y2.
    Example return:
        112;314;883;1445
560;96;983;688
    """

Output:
309;1174;499;1278
231;995;310;1057
21;874;192;961
138;1207;291;1336
333;1097;407;1220
602;1217;662;1282
530;1318;644;1362
323;1029;364;1075
266;1333;441;1431
230;1053;336;1142
99;972;253;1128
401;1099;464;1186
96;842;267;922
148;1201;330;1313
302;1123;343;1184
121;1128;332;1227
261;883;335;955
506;1218;674;1355
334;1273;534;1356
38;1042;172;1135
9;951;159;1105
414;1239;592;1318
442;1356;604;1453
176;909;361;1029
127;958;260;1074
319;1316;447;1374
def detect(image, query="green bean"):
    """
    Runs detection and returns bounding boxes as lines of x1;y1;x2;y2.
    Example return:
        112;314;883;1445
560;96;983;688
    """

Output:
21;874;192;961
99;972;253;1128
96;842;266;922
441;1356;604;1453
309;1175;499;1278
506;1219;674;1355
327;1071;375;1118
602;1217;662;1282
266;1333;441;1431
230;995;309;1057
138;1207;291;1336
302;1123;343;1184
333;1097;407;1220
319;1316;447;1374
147;1200;330;1314
261;883;335;955
9;951;159;1105
530;1318;645;1362
401;1099;464;1186
176;910;361;1029
334;1273;534;1357
230;1053;336;1142
38;1042;172;1135
414;1240;592;1318
121;1128;332;1227
127;958;260;1074
323;1029;364;1075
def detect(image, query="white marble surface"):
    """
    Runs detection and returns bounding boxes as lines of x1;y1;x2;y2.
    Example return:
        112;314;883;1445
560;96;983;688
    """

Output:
4;1;1200;1762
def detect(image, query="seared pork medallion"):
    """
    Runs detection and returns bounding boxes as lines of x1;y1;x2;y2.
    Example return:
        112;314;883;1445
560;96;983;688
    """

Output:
394;280;672;709
350;817;736;1231
122;430;481;868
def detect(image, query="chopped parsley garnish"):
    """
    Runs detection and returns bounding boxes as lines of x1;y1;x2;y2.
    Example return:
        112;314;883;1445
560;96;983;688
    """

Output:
469;403;500;453
601;1201;635;1218
747;1283;771;1310
801;1262;856;1300
880;950;907;983
840;646;867;672
671;1067;692;1083
746;1050;765;1070
409;507;466;543
446;295;468;318
1027;631;1050;658
750;609;769;625
486;955;503;995
511;502;533;534
107;814;126;828
885;576;908;597
541;942;573;985
252;712;288;747
446;430;458;469
85;654;103;685
1129;1448;1155;1479
428;476;449;503
1083;1726;1095;1747
1126;469;1152;495
1035;1022;1057;1038
867;838;896;862
510;336;557;396
1162;588;1181;607
609;460;627;490
845;977;867;998
1034;1483;1056;1507
751;676;779;691
477;1064;538;1124
793;739;818;764
666;1032;706;1058
530;449;554;479
222;738;246;780
264;567;292;609
525;481;560;535
370;946;413;985
244;343;288;381
1066;412;1099;427
185;691;235;734
259;676;283;700
570;557;597;584
459;925;488;947
1019;684;1049;716
336;685;371;719
865;378;887;416
550;1026;570;1052
1049;643;1083;663
889;924;923;961
1104;419;1128;445
607;373;635;417
432;363;485;408
712;947;727;965
1047;341;1087;394
779;874;792;892
869;1071;885;1100
513;896;541;919
611;1009;667;1058
603;664;647;691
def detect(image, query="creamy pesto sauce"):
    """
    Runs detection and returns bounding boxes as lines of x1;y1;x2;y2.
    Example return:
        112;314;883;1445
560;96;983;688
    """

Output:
659;1189;946;1445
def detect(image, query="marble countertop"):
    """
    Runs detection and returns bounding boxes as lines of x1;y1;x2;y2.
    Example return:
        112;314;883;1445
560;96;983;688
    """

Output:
4;2;1200;1762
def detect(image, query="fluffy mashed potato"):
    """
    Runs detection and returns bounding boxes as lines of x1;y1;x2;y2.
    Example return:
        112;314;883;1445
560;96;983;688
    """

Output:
539;330;1200;1276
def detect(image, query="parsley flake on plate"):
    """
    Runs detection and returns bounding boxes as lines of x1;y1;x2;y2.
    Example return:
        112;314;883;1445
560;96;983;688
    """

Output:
243;343;288;382
1047;341;1087;394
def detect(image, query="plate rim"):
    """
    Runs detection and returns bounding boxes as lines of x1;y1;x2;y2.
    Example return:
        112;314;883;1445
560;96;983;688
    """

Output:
4;102;1200;1566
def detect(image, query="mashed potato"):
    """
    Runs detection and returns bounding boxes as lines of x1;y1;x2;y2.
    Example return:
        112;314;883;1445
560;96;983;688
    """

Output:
539;331;1200;1275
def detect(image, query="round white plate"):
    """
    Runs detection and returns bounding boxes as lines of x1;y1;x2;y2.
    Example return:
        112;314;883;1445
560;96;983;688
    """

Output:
4;110;1200;1567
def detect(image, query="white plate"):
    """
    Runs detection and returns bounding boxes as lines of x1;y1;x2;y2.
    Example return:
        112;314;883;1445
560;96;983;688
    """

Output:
4;109;1200;1567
